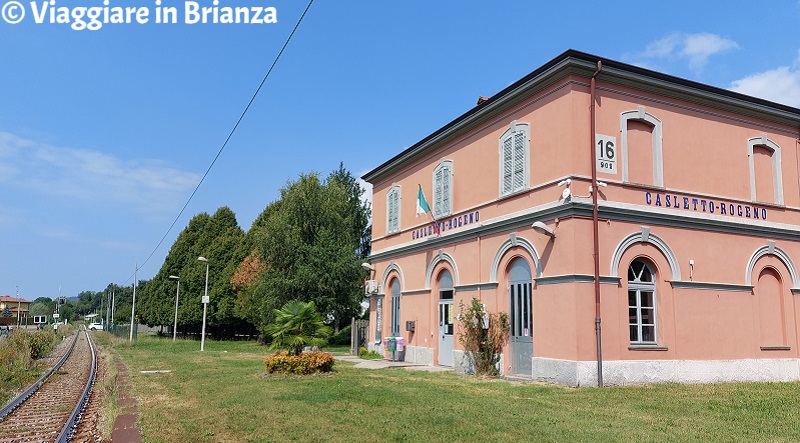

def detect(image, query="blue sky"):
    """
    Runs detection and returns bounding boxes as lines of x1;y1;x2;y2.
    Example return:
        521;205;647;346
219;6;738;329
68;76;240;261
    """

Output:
2;1;800;300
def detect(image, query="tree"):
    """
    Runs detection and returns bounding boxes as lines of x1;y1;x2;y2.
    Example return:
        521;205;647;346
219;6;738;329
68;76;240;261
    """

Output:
240;166;371;335
58;303;75;323
29;302;51;317
138;207;249;337
1;306;11;317
265;301;332;355
328;162;372;258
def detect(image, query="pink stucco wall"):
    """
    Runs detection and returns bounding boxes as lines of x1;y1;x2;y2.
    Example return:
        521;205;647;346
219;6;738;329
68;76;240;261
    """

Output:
364;53;800;383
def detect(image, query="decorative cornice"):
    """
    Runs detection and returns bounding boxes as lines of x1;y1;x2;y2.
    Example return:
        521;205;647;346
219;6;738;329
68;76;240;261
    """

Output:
628;345;669;351
454;283;499;292
369;197;800;262
401;289;430;296
669;281;754;293
534;274;620;285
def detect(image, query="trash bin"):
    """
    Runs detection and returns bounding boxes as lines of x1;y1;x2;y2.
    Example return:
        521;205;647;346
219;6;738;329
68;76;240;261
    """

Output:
394;337;405;362
383;337;396;360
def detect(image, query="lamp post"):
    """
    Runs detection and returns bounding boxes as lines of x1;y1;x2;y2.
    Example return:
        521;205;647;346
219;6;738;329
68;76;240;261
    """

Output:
130;264;138;343
106;284;111;327
198;256;209;351
168;275;180;342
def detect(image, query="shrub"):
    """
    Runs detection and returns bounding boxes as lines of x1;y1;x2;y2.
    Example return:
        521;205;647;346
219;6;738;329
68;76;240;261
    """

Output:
457;298;509;376
0;329;55;403
357;346;382;359
265;301;332;356
328;325;351;346
263;351;335;375
28;330;56;359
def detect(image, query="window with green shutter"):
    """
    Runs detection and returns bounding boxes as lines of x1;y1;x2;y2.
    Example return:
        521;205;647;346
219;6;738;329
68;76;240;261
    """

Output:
386;185;401;234
433;160;453;219
499;121;530;197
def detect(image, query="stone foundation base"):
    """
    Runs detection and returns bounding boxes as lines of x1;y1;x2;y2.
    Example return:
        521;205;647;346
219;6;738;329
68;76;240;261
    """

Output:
532;357;800;386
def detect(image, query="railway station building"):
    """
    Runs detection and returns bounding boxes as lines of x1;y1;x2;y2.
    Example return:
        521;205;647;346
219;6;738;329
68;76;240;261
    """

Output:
362;50;800;386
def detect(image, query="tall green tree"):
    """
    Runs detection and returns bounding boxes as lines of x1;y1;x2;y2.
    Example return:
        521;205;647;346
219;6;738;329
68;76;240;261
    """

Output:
138;207;248;336
29;302;51;317
242;165;371;334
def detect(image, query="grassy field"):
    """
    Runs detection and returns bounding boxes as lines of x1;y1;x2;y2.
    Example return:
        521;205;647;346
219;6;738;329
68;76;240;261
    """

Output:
111;336;800;443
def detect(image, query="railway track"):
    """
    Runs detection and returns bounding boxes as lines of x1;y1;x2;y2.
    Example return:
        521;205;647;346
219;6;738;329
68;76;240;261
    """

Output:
0;326;98;443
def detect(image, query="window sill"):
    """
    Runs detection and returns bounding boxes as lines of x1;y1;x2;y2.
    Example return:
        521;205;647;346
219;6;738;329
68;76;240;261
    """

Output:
760;346;791;351
628;344;668;351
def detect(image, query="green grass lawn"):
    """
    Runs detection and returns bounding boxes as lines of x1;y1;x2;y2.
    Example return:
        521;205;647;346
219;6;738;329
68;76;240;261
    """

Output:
112;336;800;443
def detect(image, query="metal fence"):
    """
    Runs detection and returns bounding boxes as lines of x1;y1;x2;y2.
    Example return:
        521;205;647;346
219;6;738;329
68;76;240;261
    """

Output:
350;318;369;355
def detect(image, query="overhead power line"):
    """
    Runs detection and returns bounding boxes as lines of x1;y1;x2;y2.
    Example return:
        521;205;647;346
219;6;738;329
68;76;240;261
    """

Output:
121;0;315;285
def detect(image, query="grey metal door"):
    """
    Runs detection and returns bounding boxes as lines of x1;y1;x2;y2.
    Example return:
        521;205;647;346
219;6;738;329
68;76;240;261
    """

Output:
438;270;454;367
438;299;453;366
390;280;401;337
509;258;532;375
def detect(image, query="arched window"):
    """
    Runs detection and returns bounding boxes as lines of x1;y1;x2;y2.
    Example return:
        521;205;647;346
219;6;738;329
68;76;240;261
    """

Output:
498;121;530;197
628;259;656;344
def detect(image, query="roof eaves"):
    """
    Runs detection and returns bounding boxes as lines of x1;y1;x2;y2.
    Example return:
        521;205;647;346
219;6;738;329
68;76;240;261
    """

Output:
362;49;800;184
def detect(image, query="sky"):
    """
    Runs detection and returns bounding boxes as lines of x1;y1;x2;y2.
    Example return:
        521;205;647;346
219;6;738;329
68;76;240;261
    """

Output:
1;0;800;300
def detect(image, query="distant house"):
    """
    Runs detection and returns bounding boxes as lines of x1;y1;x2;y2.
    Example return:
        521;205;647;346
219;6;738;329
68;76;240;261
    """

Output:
0;295;31;323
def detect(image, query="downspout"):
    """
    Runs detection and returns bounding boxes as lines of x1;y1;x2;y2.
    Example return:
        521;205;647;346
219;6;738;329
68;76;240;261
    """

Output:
590;60;603;387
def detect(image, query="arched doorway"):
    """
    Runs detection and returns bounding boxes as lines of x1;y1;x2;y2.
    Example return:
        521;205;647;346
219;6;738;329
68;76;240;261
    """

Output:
389;279;401;337
508;257;532;375
438;270;454;367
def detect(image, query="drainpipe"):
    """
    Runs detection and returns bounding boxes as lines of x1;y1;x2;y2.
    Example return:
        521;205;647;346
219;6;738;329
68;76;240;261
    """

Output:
590;60;603;387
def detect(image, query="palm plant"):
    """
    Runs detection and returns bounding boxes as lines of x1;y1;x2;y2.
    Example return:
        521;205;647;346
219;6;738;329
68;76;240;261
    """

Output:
265;300;333;355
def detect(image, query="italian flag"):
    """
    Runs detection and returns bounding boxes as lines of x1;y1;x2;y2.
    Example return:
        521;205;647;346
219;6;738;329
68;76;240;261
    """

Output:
416;185;431;217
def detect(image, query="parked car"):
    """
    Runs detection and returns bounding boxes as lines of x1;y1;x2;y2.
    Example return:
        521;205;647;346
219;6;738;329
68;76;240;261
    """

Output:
89;322;104;331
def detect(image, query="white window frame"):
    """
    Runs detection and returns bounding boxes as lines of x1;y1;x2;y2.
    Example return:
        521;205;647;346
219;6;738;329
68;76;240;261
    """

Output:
620;106;663;187
498;121;530;197
628;259;657;344
748;135;783;205
433;159;453;219
386;184;401;235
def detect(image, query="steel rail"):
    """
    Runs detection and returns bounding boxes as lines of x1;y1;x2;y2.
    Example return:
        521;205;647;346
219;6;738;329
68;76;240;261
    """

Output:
0;328;80;420
56;327;97;442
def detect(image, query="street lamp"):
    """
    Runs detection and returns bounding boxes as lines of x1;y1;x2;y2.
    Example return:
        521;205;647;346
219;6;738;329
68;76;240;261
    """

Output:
168;275;180;342
198;256;209;351
130;264;138;343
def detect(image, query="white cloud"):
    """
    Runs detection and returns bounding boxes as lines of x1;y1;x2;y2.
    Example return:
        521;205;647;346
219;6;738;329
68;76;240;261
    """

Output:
0;131;201;217
681;33;740;71
638;32;739;72
730;65;800;108
644;34;681;59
